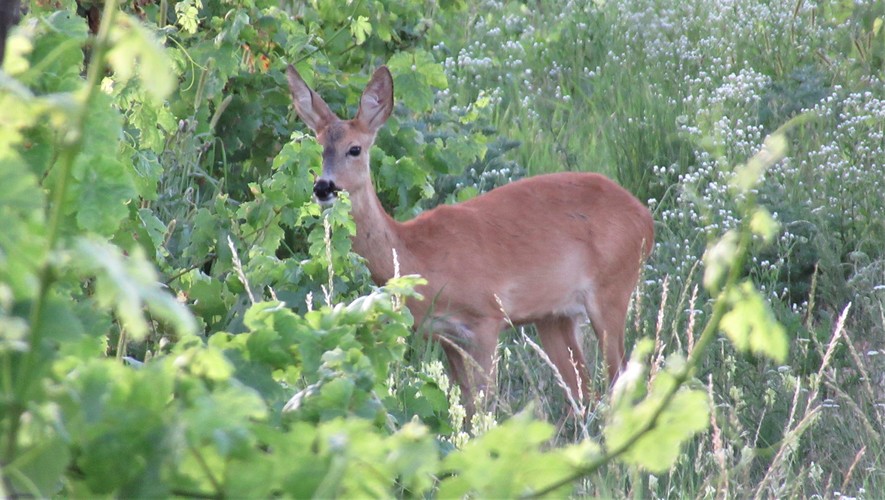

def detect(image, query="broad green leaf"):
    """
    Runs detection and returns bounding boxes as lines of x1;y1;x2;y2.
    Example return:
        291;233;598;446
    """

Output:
175;342;236;382
350;15;372;45
386;421;439;494
606;368;710;473
720;281;789;362
0;284;29;353
388;50;448;113
440;412;579;498
8;437;71;497
107;14;175;102
75;156;135;235
174;0;203;34
136;207;168;254
3;28;34;76
217;10;250;44
37;295;86;350
0;155;44;212
391;71;434;113
27;10;88;91
180;383;267;457
61;359;175;496
75;239;197;340
126;97;177;155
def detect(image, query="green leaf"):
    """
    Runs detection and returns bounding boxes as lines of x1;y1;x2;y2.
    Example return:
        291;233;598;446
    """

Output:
75;238;197;340
750;207;779;244
387;50;448;113
606;366;710;473
2;27;34;76
174;0;202;34
75;156;135;235
60;359;175;496
720;281;789;362
8;437;71;497
180;383;267;457
391;72;433;112
0;155;44;212
25;10;88;91
175;342;236;382
386;421;439;494
440;412;581;497
350;15;372;45
38;294;85;347
107;14;175;102
49;91;135;237
730;133;787;193
702;229;738;292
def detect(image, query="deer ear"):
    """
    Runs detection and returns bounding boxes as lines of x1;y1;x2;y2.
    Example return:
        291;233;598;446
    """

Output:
355;66;393;133
286;64;336;132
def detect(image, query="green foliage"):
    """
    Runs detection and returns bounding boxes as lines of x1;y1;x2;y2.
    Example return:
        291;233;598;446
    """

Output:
720;281;789;362
605;342;710;473
2;0;881;497
439;411;600;497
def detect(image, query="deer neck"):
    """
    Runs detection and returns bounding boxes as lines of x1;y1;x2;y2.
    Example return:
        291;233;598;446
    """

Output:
348;183;408;285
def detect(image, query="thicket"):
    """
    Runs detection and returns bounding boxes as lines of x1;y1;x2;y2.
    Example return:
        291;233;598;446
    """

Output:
1;0;882;497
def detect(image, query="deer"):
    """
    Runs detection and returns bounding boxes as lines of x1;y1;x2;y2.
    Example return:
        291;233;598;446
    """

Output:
285;64;654;419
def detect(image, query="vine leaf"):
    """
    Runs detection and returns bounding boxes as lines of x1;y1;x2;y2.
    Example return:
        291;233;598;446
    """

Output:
107;13;175;101
75;238;197;340
387;50;448;113
350;15;372;45
606;342;710;473
720;281;789;362
438;411;583;498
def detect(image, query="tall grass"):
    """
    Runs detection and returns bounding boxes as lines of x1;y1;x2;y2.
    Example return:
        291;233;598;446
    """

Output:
431;0;885;496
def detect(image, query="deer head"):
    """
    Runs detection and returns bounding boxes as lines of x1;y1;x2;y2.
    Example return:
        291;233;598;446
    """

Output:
286;65;393;206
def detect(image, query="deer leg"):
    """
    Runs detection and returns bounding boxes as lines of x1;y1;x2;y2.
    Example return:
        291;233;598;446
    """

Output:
585;288;631;385
436;317;502;424
535;315;591;406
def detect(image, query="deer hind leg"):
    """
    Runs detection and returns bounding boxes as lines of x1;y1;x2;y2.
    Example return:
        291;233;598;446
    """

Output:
535;315;591;407
435;317;502;420
585;285;633;385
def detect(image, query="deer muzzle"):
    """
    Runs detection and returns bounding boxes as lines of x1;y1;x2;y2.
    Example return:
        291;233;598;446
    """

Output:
313;178;339;205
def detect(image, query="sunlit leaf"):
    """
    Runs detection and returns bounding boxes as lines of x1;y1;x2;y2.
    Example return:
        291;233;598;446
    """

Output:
720;281;789;362
750;207;779;244
107;14;175;102
350;15;372;45
440;412;580;498
702;229;739;292
606;366;709;473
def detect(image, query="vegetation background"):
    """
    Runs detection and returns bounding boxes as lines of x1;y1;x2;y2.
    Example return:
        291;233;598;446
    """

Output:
1;0;883;497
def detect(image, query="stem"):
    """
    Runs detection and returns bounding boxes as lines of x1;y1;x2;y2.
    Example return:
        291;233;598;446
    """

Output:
4;0;122;466
115;327;128;361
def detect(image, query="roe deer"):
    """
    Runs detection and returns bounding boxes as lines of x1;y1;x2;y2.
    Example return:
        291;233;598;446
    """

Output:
286;65;654;416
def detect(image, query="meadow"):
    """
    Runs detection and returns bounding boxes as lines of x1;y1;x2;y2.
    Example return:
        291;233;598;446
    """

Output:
1;0;883;497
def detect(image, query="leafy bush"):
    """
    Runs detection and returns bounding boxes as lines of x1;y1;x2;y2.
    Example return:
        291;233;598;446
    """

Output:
2;0;883;497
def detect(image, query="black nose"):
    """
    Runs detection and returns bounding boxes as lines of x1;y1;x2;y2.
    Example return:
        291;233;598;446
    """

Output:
313;178;338;201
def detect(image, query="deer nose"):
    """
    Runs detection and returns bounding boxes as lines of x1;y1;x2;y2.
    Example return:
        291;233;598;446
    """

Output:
313;178;338;203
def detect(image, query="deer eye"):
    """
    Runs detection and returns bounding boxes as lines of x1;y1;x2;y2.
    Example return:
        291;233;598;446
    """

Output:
347;146;362;157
